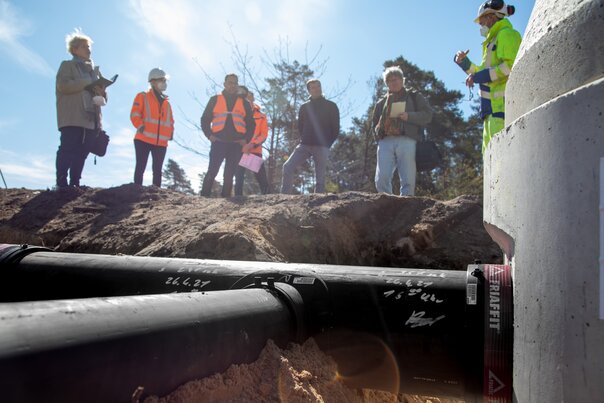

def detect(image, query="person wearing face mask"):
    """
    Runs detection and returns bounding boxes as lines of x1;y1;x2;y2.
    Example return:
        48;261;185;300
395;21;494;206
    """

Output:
454;1;521;153
130;68;174;187
55;29;107;189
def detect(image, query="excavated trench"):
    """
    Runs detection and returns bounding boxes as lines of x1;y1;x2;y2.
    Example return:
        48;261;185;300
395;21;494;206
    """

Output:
0;187;505;402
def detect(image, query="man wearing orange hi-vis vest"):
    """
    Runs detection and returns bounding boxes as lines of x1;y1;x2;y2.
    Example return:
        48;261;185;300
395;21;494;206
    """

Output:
130;68;174;187
200;73;255;198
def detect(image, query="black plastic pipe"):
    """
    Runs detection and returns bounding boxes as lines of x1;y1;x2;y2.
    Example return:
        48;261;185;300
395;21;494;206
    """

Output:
0;284;304;403
0;244;512;401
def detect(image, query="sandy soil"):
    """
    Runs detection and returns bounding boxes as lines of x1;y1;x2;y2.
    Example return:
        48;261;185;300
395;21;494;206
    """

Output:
0;186;501;269
140;338;463;403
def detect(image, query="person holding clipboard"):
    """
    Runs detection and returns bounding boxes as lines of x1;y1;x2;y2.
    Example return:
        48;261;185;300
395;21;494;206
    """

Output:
372;66;433;196
234;89;270;195
55;29;112;189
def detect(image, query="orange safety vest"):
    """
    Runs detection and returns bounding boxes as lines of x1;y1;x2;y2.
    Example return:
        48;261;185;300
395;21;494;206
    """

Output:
130;90;174;147
249;104;268;155
211;95;247;134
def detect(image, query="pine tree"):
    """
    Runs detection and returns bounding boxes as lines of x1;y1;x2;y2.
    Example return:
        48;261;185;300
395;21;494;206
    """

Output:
162;159;195;194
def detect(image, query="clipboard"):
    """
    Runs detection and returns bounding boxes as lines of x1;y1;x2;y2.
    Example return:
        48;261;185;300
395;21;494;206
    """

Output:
389;101;406;117
86;74;118;91
239;153;263;173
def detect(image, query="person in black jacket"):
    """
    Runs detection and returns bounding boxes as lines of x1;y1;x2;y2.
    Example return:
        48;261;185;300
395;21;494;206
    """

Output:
200;74;255;197
281;79;340;194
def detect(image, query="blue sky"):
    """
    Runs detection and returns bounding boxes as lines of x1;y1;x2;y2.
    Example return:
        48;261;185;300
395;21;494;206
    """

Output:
0;0;535;191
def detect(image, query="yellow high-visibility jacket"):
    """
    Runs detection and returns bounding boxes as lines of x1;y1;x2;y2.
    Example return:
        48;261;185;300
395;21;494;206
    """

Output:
457;18;522;121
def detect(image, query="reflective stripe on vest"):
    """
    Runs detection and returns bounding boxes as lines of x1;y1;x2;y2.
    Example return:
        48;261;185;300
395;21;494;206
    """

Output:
211;95;246;134
482;40;504;81
480;40;507;118
134;91;173;145
484;36;514;82
479;90;506;100
142;92;173;129
139;130;171;143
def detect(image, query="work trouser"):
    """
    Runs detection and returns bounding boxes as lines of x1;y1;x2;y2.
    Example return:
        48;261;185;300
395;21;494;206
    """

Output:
234;157;270;196
201;141;242;198
281;144;329;194
56;126;91;187
133;139;167;187
375;135;417;196
482;115;505;154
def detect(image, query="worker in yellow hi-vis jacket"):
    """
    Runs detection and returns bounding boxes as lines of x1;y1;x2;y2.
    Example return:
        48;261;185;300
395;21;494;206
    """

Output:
455;0;522;153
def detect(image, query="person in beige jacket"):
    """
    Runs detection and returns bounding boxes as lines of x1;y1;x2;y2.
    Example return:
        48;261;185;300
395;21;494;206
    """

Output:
55;29;106;189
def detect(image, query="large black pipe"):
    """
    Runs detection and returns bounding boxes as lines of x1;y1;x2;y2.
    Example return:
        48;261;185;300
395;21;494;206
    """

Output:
0;284;304;403
0;244;511;401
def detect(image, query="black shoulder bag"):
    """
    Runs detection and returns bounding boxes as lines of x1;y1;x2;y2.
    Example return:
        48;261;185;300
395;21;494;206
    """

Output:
85;129;110;157
410;91;442;172
84;110;110;165
415;134;442;172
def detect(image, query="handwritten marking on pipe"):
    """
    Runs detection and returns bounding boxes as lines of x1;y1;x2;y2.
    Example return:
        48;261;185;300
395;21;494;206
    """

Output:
176;267;219;274
420;293;443;303
405;311;446;328
398;270;446;278
165;277;211;290
385;279;434;288
384;290;405;300
406;280;433;288
383;289;444;303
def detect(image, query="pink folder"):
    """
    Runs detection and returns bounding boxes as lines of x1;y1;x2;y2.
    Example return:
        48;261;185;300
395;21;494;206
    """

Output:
238;153;263;173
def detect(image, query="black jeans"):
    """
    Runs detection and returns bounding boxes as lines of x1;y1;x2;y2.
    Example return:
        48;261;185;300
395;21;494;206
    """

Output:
200;141;242;197
234;158;270;196
134;139;167;187
56;126;91;187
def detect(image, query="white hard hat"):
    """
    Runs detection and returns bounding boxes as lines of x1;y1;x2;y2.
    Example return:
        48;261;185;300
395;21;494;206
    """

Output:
475;0;508;23
148;67;169;82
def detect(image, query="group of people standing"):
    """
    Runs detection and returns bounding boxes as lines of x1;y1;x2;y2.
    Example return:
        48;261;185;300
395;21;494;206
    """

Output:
54;30;175;190
55;1;520;197
197;74;340;197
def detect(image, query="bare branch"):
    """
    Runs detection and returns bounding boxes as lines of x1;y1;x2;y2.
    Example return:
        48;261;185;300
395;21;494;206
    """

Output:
173;137;208;158
192;57;221;97
173;105;209;158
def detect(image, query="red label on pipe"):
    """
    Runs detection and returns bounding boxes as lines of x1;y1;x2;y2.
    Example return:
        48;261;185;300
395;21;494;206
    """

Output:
483;264;513;403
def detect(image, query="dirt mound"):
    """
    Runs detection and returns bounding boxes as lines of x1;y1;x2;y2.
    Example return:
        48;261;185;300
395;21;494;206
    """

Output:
0;185;501;269
140;338;462;403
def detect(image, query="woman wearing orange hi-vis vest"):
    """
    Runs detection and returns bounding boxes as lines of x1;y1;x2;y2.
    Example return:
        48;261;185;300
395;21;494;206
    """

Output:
130;68;174;187
234;90;270;195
